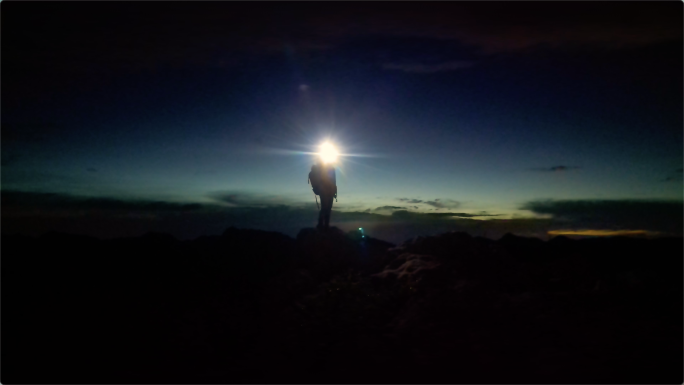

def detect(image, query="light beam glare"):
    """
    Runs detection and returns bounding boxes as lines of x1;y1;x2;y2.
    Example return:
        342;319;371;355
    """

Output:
318;142;339;163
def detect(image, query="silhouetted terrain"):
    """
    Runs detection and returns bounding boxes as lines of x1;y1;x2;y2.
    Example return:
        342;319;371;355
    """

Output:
3;228;682;384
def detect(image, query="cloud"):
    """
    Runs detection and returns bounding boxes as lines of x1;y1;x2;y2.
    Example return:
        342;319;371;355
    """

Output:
521;199;683;235
1;190;204;214
7;4;680;107
212;193;242;205
2;170;105;190
360;5;680;53
4;191;680;245
375;206;407;211
2;190;311;240
662;168;683;182
382;60;474;73
530;165;581;172
0;190;531;243
397;198;423;204
457;212;501;218
391;211;499;219
207;192;298;208
424;199;461;209
11;4;676;78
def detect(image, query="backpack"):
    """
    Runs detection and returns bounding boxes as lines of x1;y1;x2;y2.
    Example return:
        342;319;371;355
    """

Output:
308;164;337;196
308;165;323;195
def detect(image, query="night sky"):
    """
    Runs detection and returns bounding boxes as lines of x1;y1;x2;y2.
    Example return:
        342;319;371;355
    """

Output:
3;2;682;243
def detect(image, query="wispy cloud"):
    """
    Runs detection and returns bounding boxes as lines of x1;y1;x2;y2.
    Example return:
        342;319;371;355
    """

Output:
662;168;683;182
2;190;204;214
207;191;298;208
9;4;680;104
4;191;681;244
2;190;307;240
375;206;407;211
392;210;500;218
0;190;528;242
424;199;461;209
397;198;423;204
530;165;581;172
521;199;683;236
382;60;474;74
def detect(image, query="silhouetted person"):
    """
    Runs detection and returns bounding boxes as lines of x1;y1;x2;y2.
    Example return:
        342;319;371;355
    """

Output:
308;159;337;230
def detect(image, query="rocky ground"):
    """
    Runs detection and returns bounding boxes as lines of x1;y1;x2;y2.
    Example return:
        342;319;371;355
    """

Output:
3;227;682;384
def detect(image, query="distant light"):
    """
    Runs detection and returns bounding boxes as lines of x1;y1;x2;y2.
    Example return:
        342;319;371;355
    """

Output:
319;142;338;163
359;228;363;230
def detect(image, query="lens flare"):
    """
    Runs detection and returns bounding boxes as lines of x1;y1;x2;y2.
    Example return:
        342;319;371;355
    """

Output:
319;142;339;163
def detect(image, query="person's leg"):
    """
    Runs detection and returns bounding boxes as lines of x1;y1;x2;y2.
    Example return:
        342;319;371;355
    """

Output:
318;196;325;229
323;195;333;228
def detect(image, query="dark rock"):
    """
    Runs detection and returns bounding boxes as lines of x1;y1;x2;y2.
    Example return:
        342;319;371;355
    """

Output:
2;228;682;384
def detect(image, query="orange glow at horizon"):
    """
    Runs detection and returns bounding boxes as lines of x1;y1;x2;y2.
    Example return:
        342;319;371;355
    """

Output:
548;229;658;237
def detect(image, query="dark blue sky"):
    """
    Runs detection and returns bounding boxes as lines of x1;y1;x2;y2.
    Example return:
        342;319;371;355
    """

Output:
3;2;682;242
